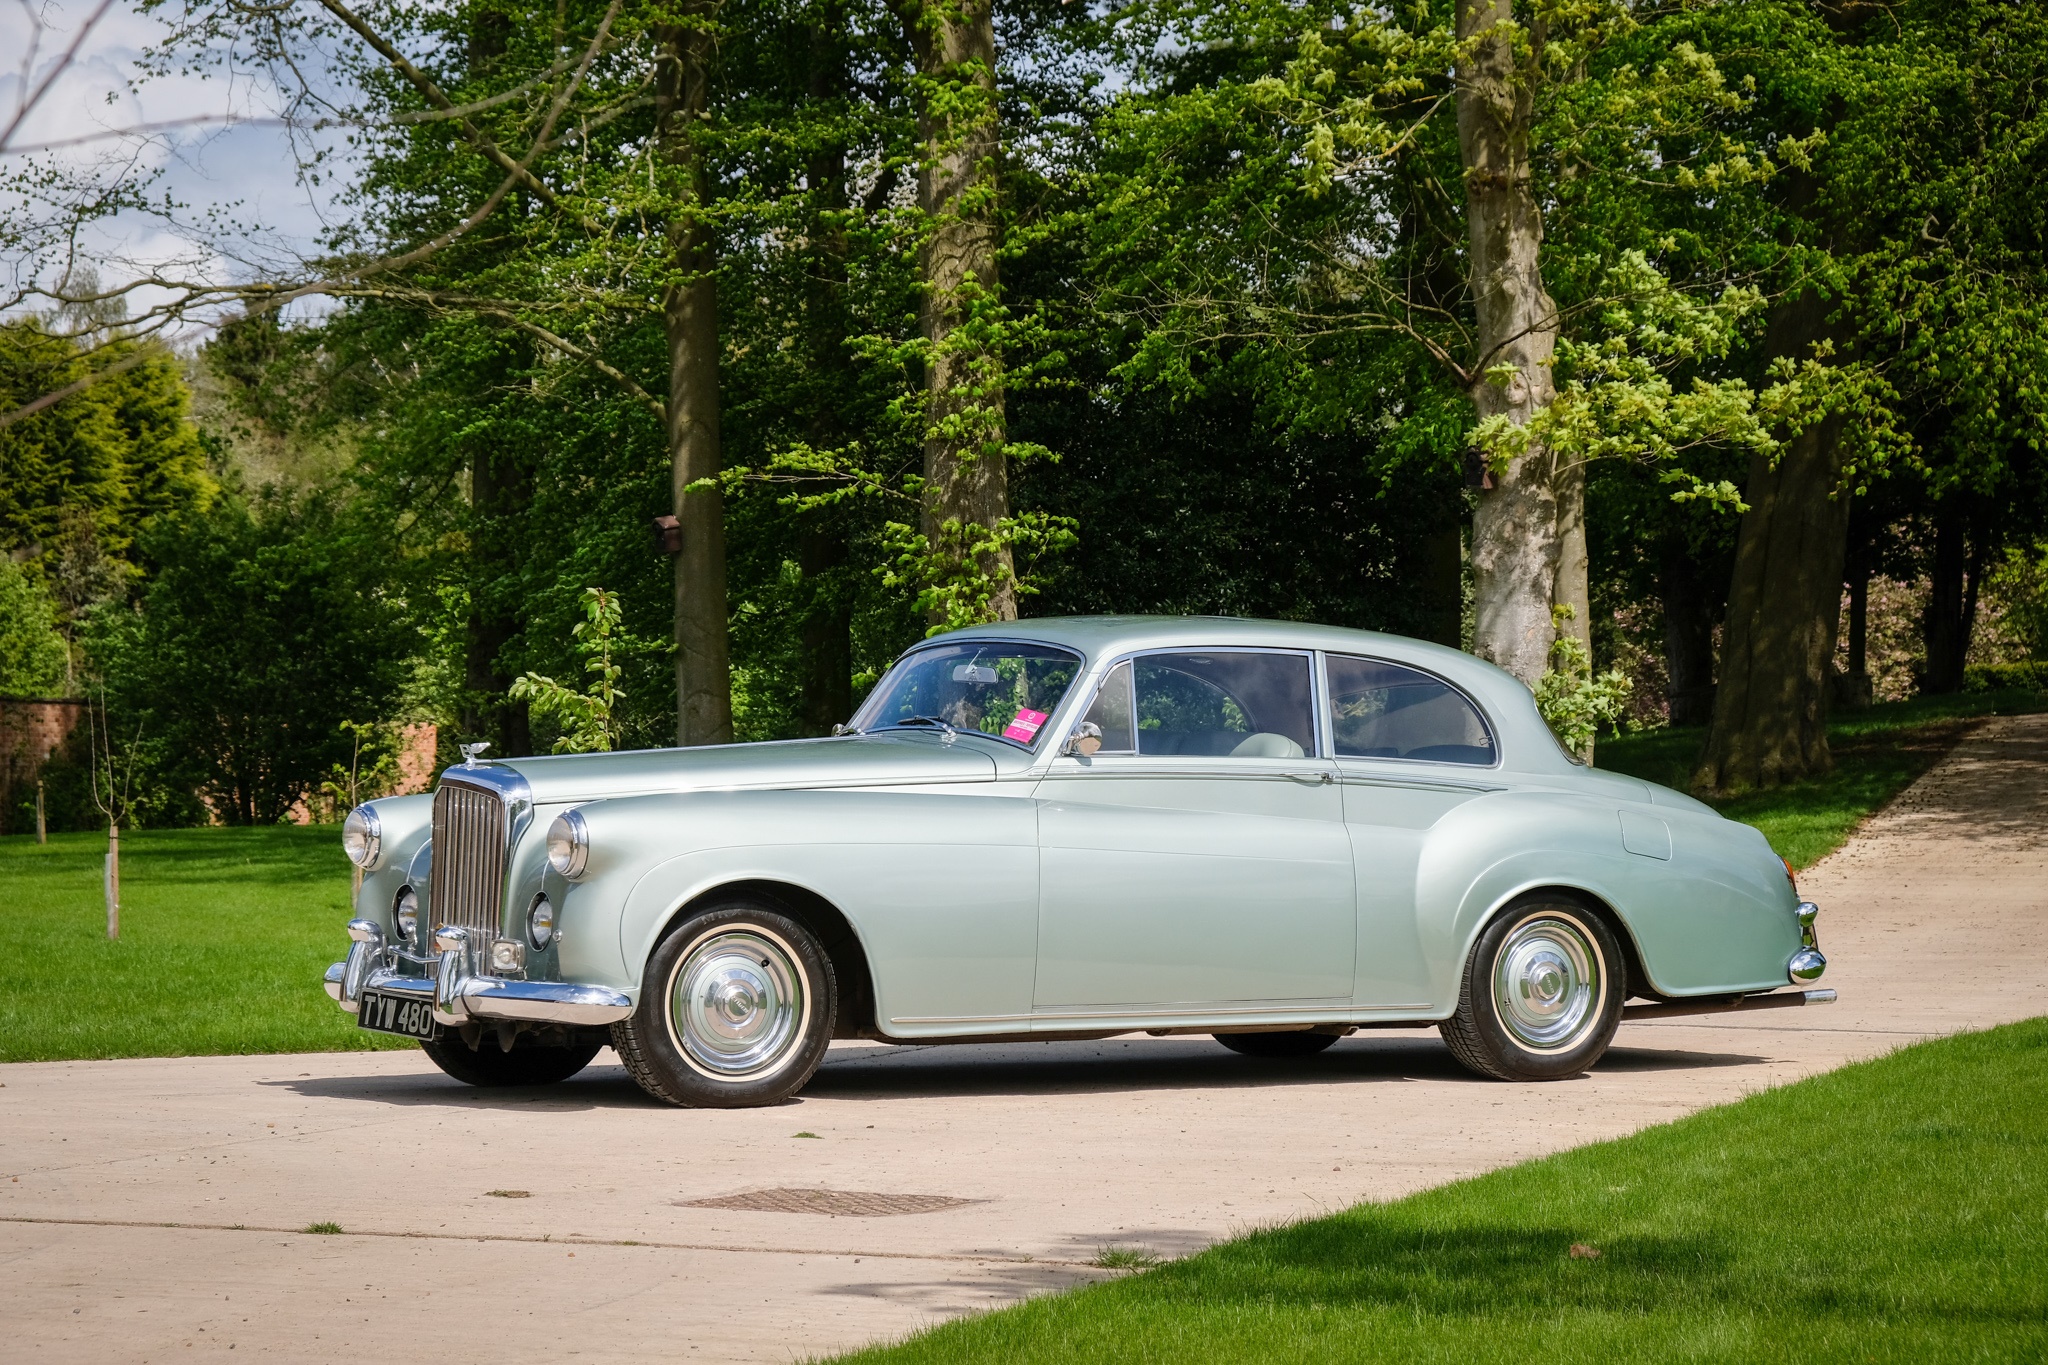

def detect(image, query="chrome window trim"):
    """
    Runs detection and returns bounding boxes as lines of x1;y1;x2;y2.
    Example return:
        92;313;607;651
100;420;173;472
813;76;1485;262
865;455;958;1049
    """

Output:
1055;645;1325;765
856;636;1088;754
1320;651;1505;772
1073;658;1139;755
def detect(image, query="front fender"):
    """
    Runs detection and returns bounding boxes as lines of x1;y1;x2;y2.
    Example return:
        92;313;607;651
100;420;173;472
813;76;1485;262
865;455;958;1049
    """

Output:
552;786;1040;1028
351;793;434;934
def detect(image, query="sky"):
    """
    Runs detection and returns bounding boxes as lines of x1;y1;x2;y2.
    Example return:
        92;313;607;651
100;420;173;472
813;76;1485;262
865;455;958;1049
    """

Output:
1;0;354;331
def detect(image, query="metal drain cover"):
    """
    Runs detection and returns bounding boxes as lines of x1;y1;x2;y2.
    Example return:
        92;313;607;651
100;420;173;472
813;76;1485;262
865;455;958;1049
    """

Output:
678;1187;974;1217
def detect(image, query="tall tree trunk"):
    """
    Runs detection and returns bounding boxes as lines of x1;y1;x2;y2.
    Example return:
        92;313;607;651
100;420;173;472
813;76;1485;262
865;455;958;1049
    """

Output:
1552;459;1591;654
796;11;855;733
904;0;1013;624
1693;292;1853;794
462;441;532;757
1837;500;1873;710
1922;501;1969;694
658;17;732;745
1457;0;1562;688
1659;528;1718;727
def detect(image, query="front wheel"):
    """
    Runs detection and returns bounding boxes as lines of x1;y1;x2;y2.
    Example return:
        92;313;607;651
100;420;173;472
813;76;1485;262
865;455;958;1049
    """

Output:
419;1036;601;1087
611;901;837;1108
1440;897;1623;1081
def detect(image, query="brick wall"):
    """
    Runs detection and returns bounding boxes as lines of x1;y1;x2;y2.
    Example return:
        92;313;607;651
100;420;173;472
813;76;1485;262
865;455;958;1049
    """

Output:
0;696;86;832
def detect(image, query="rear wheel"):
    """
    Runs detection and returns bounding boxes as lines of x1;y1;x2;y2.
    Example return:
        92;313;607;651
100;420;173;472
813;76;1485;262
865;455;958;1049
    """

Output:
1213;1030;1340;1058
419;1036;601;1087
1440;896;1623;1081
612;901;836;1108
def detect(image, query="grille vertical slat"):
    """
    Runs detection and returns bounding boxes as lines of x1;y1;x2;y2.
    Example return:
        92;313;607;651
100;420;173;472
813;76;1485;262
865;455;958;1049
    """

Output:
429;782;507;941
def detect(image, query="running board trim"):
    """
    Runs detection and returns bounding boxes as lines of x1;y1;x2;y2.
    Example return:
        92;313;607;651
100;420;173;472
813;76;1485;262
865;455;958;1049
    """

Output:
1622;988;1837;1022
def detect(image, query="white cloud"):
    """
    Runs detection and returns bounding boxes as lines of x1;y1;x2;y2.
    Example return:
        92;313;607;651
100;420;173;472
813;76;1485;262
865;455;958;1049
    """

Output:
1;0;358;331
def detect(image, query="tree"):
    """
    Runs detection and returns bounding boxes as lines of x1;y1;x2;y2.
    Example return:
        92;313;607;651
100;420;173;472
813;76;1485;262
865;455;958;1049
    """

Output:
0;555;69;694
99;493;407;823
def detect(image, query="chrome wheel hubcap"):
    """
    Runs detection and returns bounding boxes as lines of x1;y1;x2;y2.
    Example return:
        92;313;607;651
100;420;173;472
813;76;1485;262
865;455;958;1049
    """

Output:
668;930;806;1078
1492;915;1601;1051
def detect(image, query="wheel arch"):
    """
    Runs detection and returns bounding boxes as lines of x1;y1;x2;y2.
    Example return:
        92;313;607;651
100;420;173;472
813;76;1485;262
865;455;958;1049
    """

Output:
1464;882;1659;1004
657;879;879;1039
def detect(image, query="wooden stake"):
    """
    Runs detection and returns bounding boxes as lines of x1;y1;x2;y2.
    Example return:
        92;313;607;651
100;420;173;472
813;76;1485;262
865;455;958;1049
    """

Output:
106;823;120;940
36;779;46;844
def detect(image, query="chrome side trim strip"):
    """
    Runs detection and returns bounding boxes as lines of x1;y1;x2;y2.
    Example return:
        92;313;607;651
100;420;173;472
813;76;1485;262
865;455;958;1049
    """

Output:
890;1001;1431;1027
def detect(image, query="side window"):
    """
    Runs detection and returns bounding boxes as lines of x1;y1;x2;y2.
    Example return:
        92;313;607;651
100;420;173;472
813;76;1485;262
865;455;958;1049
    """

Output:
1131;652;1315;759
1077;661;1136;753
1327;655;1496;766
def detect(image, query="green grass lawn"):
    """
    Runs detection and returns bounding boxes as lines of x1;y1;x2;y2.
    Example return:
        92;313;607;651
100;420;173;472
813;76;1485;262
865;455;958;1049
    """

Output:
0;825;409;1063
828;1017;2048;1364
1597;688;2047;868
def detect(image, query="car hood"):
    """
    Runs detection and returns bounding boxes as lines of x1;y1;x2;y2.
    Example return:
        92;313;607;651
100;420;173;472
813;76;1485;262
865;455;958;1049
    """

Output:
480;732;1000;806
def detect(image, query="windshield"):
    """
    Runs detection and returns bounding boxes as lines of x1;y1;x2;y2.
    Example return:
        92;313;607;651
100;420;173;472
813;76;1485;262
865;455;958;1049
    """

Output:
850;640;1083;749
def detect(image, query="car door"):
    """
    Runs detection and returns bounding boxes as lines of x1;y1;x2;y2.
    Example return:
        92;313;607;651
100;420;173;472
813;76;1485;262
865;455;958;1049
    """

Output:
1032;648;1356;1011
1326;653;1502;1006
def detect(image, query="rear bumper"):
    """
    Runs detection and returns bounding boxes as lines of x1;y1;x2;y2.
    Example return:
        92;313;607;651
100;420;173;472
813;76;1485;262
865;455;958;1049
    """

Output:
324;920;631;1028
1622;987;1836;1022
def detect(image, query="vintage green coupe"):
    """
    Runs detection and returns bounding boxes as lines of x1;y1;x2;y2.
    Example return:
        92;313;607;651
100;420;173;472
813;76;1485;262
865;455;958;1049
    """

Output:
325;616;1831;1107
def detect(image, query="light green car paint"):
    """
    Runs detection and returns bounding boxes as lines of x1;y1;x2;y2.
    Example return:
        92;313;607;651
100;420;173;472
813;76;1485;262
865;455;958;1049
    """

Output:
346;617;1805;1042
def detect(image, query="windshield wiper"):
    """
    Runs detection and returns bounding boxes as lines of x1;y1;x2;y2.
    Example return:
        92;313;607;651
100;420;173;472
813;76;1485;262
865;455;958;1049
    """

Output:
892;715;959;740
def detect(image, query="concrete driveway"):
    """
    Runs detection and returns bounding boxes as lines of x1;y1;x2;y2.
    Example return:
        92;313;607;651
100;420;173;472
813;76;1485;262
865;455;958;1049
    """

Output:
5;715;2045;1363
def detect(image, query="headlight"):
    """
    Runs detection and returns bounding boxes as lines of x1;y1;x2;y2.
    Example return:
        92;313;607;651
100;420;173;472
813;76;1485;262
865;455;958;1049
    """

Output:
528;894;555;950
394;886;419;941
342;806;382;869
546;810;590;879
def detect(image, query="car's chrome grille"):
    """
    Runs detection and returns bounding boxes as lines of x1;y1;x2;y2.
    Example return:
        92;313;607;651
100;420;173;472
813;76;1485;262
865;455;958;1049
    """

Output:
429;781;507;941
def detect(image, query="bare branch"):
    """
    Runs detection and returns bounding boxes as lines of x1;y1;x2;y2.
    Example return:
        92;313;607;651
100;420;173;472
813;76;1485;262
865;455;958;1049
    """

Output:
0;0;119;154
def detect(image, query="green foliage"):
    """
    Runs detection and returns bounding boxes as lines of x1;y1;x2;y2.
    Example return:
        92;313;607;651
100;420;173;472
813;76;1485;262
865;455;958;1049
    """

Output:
1983;543;2048;661
0;321;213;566
95;492;408;824
1532;606;1633;758
313;721;406;822
1963;662;2048;695
0;555;69;694
510;587;627;753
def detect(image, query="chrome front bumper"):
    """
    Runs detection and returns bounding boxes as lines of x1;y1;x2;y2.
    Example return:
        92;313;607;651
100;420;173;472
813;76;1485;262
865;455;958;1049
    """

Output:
324;920;631;1028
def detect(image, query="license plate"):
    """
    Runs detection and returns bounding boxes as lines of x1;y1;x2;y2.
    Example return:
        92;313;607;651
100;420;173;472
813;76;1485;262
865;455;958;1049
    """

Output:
357;990;442;1040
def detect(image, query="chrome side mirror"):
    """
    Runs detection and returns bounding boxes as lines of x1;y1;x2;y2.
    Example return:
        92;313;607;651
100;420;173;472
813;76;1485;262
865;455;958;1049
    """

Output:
1062;721;1103;758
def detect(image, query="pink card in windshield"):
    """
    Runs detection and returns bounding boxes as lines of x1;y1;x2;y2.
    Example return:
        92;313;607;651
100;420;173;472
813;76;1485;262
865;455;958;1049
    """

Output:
1003;708;1049;742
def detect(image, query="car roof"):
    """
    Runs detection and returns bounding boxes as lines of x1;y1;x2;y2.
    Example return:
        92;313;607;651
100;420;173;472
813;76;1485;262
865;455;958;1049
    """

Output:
931;614;1490;678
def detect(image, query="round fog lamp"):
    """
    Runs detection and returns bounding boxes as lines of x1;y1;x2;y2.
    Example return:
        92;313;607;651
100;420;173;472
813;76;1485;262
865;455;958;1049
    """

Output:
528;894;556;950
394;886;419;941
546;809;590;879
342;805;382;869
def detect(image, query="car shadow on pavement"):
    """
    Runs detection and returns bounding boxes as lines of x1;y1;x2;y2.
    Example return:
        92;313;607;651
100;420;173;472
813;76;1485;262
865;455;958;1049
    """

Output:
800;1034;1766;1100
259;1062;681;1112
260;1035;1764;1110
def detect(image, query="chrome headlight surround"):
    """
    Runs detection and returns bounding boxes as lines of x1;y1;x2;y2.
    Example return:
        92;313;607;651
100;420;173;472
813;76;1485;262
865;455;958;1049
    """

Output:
342;805;382;869
528;893;556;950
546;809;590;879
